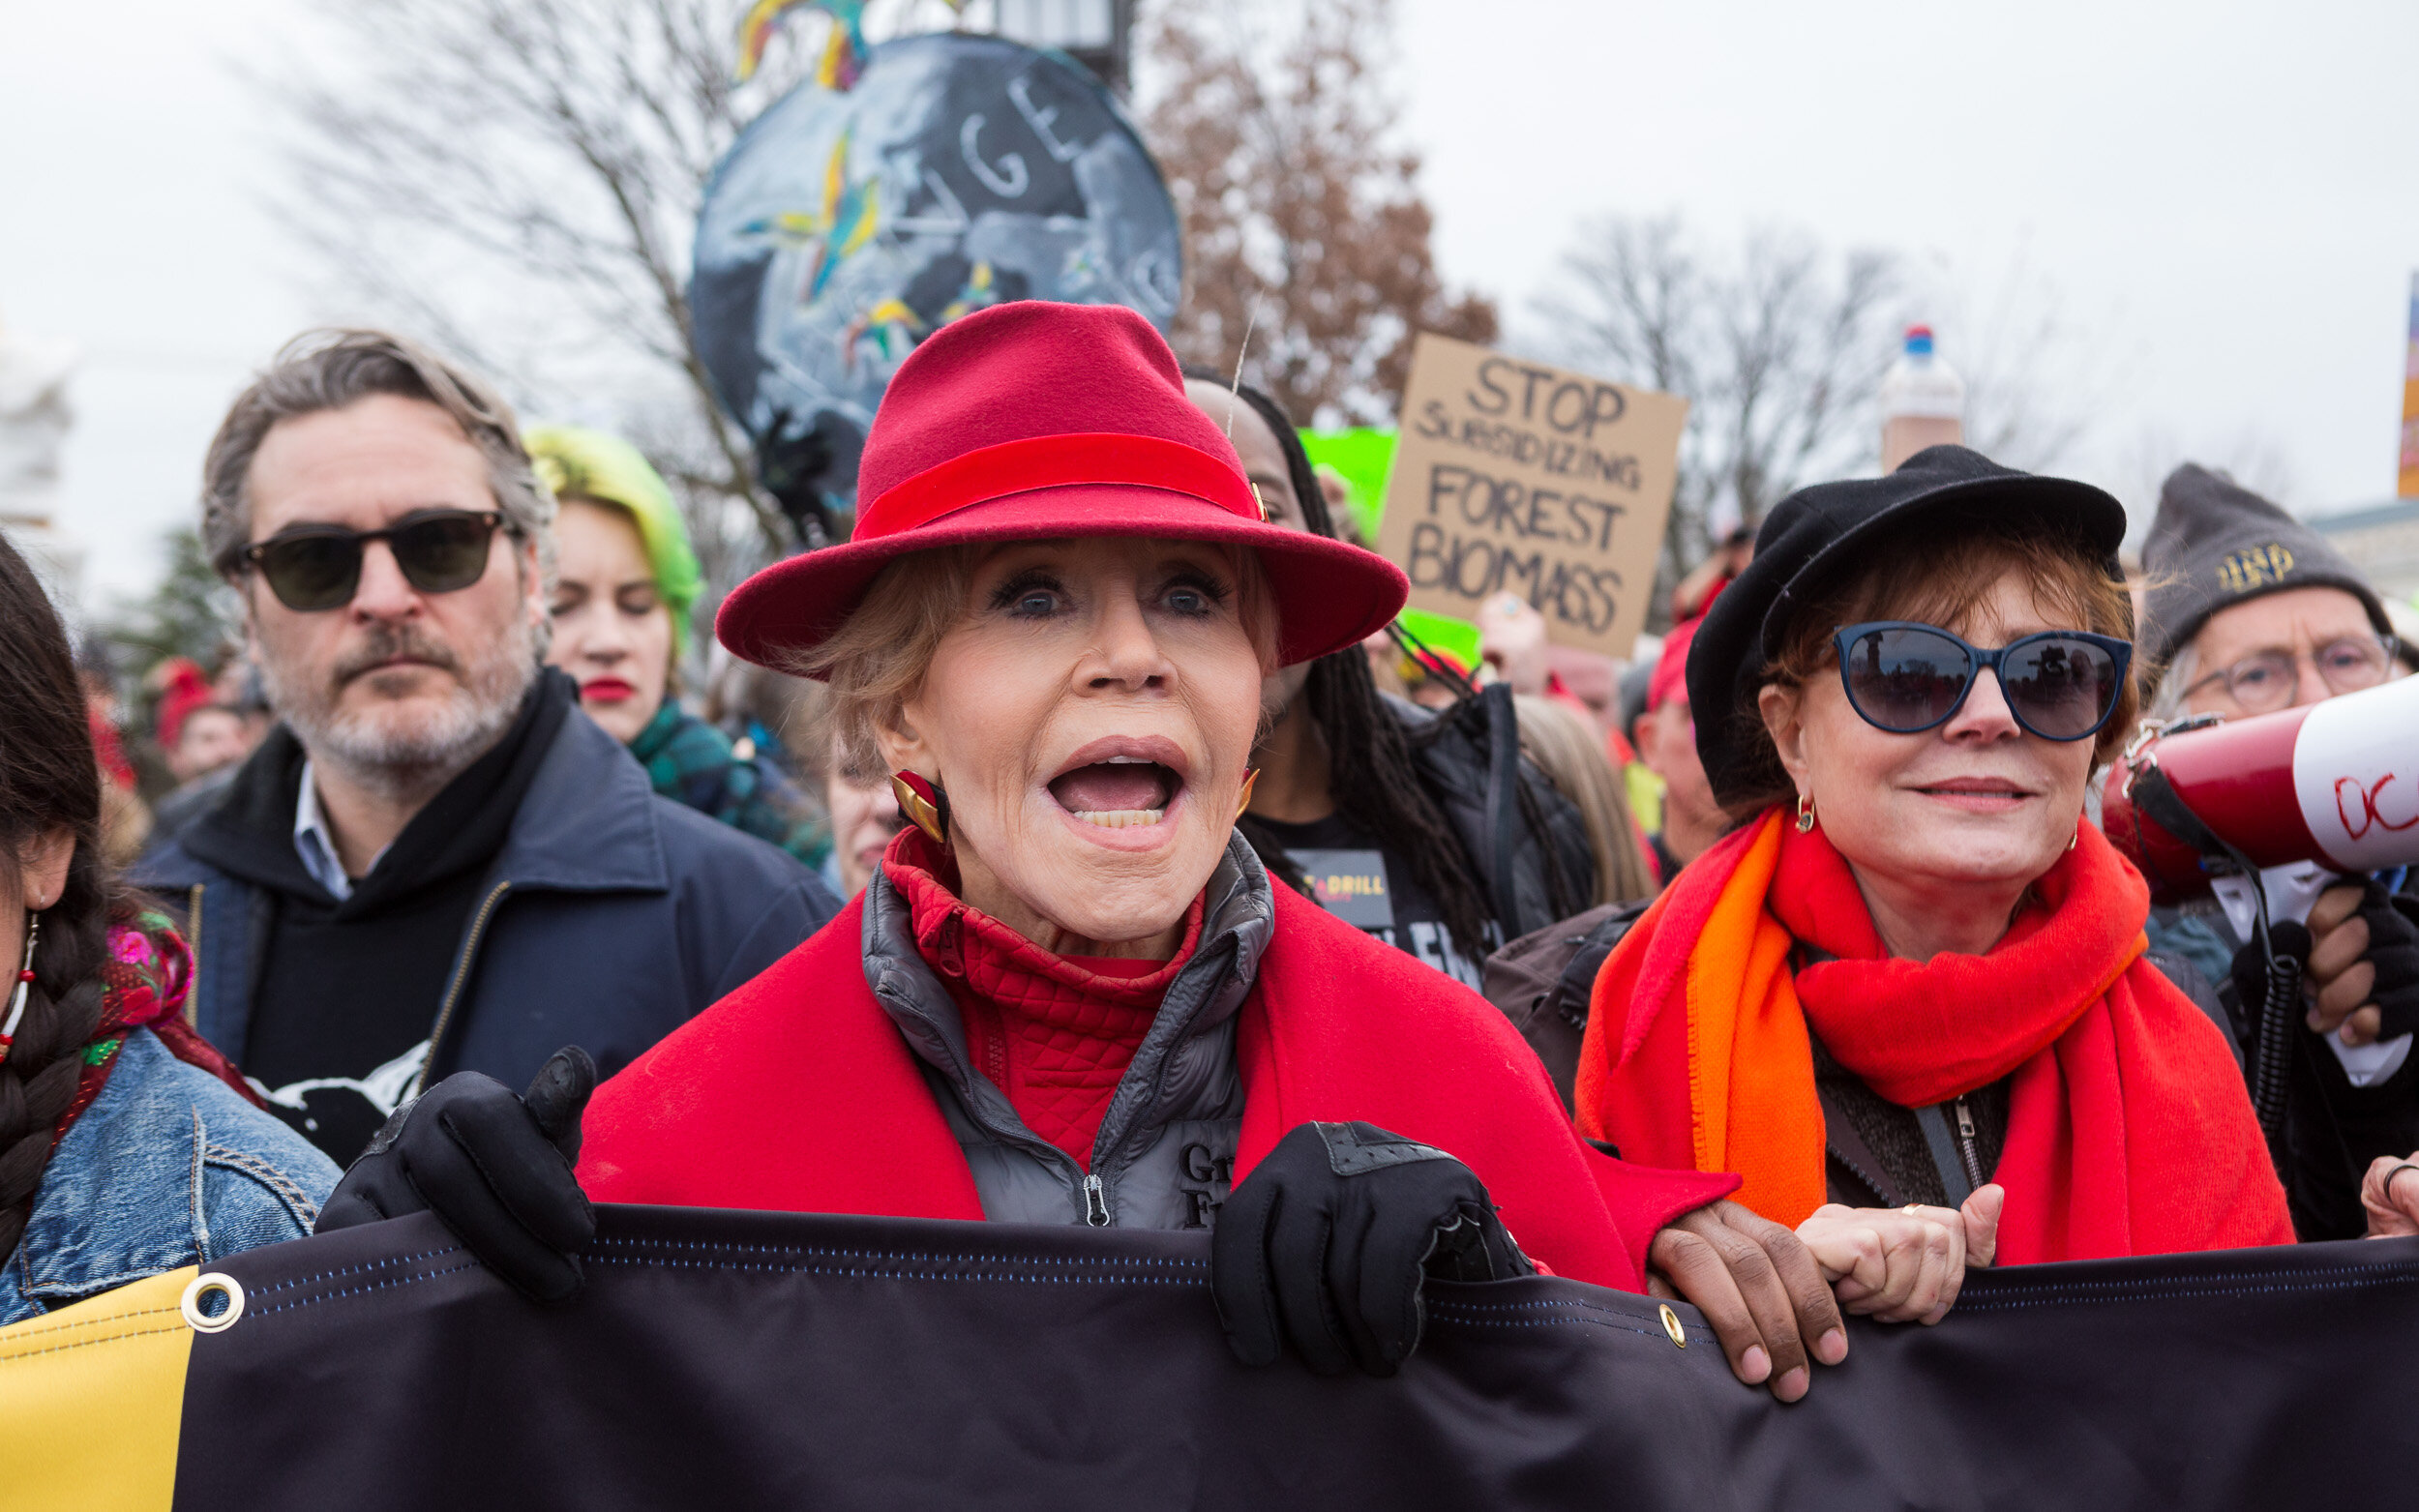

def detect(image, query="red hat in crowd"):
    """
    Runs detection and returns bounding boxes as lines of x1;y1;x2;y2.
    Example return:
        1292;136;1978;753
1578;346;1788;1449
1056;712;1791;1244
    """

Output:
1647;613;1705;713
154;657;216;752
717;301;1409;671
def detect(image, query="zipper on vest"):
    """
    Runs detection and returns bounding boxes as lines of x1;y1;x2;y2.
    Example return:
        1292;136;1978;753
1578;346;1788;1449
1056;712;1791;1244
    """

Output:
936;907;966;978
1083;1172;1109;1227
1952;1096;1985;1191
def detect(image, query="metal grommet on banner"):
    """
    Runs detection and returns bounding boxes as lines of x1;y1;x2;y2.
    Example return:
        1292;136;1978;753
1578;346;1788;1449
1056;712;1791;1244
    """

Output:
1658;1303;1687;1349
180;1273;246;1334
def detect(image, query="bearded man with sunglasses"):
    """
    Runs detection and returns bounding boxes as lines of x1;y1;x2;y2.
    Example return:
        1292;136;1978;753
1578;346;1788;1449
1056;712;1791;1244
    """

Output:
1571;448;2291;1350
134;330;837;1165
2137;463;2419;1239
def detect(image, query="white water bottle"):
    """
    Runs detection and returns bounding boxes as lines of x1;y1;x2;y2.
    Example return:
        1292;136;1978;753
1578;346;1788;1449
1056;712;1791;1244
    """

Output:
1879;325;1965;473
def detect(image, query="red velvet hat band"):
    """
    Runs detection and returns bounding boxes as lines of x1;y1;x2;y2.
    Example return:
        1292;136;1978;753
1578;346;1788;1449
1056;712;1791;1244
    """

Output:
854;432;1265;541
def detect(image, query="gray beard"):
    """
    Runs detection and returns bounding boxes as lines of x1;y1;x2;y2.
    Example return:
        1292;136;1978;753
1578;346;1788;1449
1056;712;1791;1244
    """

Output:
265;624;539;807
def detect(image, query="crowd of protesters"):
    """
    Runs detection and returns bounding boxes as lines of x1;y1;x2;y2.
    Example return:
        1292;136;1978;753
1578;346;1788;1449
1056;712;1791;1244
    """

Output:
5;297;2419;1427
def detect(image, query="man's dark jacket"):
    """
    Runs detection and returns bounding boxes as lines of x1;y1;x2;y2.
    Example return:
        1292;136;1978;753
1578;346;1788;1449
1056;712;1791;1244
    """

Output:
133;708;840;1096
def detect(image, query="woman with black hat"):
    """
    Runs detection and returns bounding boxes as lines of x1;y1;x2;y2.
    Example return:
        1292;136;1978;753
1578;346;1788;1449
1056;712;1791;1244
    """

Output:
335;302;1859;1396
1573;446;2292;1322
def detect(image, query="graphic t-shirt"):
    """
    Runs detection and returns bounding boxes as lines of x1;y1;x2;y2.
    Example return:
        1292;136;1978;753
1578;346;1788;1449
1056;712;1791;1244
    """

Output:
180;674;573;1163
1250;812;1499;990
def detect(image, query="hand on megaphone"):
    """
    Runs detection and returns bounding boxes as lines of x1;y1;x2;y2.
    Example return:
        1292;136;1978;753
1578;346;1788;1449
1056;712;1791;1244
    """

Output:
2306;881;2419;1049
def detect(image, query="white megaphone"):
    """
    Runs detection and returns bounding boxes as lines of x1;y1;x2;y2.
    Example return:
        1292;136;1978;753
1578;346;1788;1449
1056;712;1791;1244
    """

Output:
2103;672;2419;904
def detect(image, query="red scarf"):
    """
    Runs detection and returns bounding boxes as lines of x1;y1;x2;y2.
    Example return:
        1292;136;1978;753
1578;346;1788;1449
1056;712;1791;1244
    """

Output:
40;914;264;1150
1577;810;2291;1263
886;833;1207;1170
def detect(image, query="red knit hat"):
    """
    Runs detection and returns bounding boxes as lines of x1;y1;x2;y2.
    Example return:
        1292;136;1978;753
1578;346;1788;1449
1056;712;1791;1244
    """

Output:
1646;614;1701;713
715;301;1408;671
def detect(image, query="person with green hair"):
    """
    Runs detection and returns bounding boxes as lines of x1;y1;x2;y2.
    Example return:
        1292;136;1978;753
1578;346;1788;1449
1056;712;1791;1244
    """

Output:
527;424;825;864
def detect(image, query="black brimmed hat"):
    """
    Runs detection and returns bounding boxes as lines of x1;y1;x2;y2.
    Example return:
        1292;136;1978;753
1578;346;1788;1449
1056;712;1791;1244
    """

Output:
1687;445;2128;810
2137;464;2392;679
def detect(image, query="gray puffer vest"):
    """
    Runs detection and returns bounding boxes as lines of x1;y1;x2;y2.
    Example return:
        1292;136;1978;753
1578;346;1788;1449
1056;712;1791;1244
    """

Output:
859;834;1273;1230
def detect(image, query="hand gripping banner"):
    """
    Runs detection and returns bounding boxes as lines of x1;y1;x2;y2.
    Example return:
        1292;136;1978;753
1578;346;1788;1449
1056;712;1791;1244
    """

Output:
6;1204;2418;1510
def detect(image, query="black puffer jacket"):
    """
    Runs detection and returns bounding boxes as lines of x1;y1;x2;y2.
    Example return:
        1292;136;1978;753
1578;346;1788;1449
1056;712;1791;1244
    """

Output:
1397;685;1596;944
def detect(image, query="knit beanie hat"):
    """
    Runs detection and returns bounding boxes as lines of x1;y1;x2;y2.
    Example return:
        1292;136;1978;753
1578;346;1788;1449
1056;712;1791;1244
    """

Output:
523;425;705;655
2138;464;2390;680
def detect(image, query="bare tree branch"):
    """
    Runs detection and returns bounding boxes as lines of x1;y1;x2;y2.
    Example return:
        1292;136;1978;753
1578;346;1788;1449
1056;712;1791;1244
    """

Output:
1536;213;2093;627
1137;0;1495;427
1537;214;1905;617
251;0;865;602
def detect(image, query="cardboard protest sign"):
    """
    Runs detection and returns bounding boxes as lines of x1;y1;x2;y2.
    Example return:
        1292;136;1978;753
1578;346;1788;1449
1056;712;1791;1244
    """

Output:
1374;335;1687;661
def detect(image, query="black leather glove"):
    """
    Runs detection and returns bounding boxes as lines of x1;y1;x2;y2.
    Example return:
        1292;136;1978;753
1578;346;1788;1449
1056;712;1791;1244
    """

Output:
2356;883;2419;1041
316;1046;597;1303
755;409;839;550
1211;1121;1532;1378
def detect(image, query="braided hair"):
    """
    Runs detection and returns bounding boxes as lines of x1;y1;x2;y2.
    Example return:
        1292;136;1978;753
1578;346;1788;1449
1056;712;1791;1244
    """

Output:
1211;381;1499;961
0;536;115;1262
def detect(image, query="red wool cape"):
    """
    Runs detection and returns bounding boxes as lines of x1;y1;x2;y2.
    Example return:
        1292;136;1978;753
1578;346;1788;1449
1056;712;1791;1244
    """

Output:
581;880;1735;1291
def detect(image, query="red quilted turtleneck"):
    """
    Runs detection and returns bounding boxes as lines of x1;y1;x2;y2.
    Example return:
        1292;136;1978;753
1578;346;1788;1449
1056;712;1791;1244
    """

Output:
882;830;1206;1170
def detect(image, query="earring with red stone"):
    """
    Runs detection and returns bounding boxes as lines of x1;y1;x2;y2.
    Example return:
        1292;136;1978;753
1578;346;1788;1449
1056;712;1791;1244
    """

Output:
890;771;949;845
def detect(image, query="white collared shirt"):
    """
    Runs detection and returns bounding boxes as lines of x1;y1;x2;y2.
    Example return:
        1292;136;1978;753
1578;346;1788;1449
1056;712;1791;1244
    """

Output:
292;759;390;901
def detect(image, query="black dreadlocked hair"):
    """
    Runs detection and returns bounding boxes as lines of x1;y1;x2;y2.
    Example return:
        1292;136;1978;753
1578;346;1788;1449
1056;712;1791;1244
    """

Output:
1205;378;1500;962
0;535;117;1264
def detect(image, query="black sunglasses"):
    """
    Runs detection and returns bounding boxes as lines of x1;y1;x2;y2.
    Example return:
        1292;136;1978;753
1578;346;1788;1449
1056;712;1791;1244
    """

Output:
1832;621;2134;742
238;511;506;612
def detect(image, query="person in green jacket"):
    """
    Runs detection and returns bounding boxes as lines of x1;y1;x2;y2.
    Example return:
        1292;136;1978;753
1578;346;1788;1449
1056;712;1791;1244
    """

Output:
527;424;825;865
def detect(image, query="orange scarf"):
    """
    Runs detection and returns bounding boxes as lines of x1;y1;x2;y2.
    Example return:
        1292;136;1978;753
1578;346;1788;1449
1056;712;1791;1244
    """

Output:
1574;809;2293;1262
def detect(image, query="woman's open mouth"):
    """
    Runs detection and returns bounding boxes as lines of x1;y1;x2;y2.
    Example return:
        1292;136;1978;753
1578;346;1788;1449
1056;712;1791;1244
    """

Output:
1047;737;1188;834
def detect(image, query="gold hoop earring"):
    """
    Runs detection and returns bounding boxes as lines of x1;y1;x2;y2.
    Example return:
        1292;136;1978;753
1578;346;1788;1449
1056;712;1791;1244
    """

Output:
1795;793;1817;834
1234;768;1260;822
890;772;949;845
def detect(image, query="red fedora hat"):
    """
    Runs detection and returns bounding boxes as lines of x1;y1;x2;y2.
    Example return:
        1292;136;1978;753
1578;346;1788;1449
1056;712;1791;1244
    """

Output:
715;301;1408;671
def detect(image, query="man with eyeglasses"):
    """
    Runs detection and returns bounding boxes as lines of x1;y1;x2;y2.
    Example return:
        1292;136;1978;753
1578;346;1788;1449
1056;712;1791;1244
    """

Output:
134;330;839;1165
2137;463;2419;1238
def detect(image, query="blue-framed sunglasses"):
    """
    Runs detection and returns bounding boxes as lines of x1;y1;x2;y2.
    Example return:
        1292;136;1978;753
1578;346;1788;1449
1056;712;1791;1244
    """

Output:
1832;621;2134;741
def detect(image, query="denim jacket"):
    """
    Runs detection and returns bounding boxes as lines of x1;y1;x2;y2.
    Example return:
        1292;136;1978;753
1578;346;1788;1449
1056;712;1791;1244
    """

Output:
0;1029;341;1325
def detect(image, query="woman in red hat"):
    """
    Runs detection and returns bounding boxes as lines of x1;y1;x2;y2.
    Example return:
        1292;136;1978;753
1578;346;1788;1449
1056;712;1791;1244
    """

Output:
336;302;1858;1395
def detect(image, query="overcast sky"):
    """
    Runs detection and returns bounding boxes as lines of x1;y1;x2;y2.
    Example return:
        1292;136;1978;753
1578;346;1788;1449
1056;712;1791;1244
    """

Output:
4;0;2413;606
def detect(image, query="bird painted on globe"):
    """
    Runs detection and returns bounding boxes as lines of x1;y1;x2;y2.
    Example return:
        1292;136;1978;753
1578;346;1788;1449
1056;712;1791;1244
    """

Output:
737;127;882;304
842;262;1003;372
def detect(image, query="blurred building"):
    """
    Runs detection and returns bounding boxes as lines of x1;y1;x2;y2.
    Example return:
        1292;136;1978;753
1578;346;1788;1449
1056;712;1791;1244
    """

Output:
2313;498;2419;606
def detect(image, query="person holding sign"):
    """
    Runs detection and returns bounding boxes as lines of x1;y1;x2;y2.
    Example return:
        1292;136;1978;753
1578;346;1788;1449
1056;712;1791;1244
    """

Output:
1180;377;1594;990
356;304;1892;1398
1575;447;2293;1295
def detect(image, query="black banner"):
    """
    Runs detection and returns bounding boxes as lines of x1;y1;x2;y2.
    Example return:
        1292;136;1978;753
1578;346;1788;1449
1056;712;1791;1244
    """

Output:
159;1205;2419;1510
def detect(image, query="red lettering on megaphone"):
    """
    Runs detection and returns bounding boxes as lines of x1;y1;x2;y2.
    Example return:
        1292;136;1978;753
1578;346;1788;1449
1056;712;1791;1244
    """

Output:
2336;773;2419;839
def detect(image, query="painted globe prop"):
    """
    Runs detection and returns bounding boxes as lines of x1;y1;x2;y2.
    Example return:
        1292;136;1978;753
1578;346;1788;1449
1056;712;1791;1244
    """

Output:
692;32;1182;518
